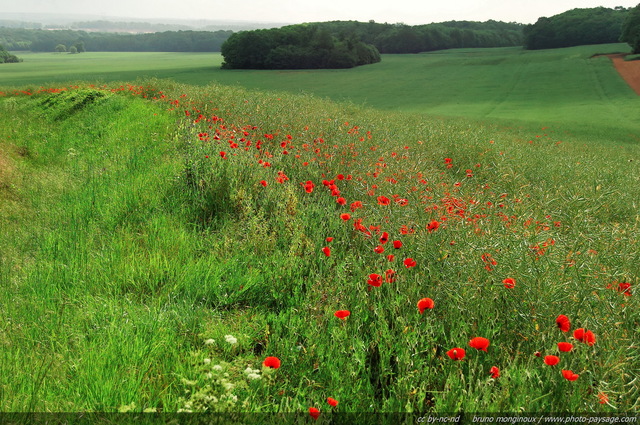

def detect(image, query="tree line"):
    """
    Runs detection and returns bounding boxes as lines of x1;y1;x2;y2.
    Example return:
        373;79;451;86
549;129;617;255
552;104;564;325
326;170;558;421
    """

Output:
0;28;232;52
621;3;640;53
523;7;630;50
0;44;21;63
221;24;381;69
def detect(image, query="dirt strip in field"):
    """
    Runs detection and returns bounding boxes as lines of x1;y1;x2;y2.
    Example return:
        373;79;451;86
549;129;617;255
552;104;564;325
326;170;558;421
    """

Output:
603;53;640;95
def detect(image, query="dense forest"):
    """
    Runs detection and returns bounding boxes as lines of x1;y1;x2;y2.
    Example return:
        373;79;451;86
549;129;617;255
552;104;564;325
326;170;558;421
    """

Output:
312;20;524;53
0;20;523;54
0;28;232;52
523;7;630;50
221;24;381;69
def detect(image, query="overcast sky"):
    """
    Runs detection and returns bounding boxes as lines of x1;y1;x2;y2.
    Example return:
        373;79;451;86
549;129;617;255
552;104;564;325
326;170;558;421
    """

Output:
3;0;638;25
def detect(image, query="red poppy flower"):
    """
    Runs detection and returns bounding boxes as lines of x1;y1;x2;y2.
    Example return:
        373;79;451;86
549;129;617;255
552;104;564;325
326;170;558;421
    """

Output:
327;397;338;407
260;180;268;187
336;197;346;205
489;366;500;379
562;370;579;381
502;278;516;289
303;180;315;193
350;201;363;212
263;356;281;369
321;247;331;257
417;298;434;313
574;328;596;346
340;213;351;221
446;348;466;360
334;310;350;320
469;337;490;352
379;232;389;244
557;342;573;352
617;282;632;296
387;254;395;262
374;245;385;254
544;355;560;366
404;258;417;268
309;407;320;420
326;237;334;242
367;273;382;287
377;196;391;206
219;151;227;159
556;314;571;332
385;269;396;283
427;220;440;232
598;392;609;404
393;240;403;249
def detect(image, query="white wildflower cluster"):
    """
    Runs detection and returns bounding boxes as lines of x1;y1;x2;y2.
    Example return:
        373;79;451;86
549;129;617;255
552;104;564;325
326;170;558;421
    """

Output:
243;366;262;381
224;334;238;345
178;360;244;412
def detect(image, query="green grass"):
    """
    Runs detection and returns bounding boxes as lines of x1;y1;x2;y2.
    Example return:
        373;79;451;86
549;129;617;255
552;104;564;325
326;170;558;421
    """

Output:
0;44;639;419
3;44;639;144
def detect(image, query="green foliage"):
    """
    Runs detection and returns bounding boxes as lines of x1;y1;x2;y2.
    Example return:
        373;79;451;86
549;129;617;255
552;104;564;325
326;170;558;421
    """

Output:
0;27;232;52
524;7;630;49
0;43;20;63
621;3;640;53
221;24;381;69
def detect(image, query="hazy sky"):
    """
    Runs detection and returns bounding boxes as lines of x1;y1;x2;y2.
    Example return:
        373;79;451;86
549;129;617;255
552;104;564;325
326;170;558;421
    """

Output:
3;0;639;25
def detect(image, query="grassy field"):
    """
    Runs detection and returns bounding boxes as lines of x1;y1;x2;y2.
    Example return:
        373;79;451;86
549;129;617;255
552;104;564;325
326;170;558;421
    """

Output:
0;44;639;420
2;44;639;143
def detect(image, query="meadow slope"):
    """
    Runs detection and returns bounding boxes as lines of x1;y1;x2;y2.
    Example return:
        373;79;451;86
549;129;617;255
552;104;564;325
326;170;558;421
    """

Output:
0;78;638;421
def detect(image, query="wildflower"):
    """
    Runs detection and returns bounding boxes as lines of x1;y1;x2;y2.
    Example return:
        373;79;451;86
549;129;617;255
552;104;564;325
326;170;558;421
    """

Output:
469;337;490;352
263;356;281;369
556;314;571;332
374;245;385;254
219;151;227;159
404;258;417;268
557;342;573;352
562;370;579;381
417;298;434;313
327;397;339;407
260;180;268;187
204;338;215;345
574;328;596;346
379;232;389;244
544;355;560;366
350;201;363;212
489;366;500;379
617;282;632;296
367;273;382;287
340;213;351;221
502;278;516;289
385;269;396;283
387;254;395;262
427;220;440;232
377;196;391;206
334;310;350;320
309;407;320;420
326;237;334;242
321;247;331;257
598;392;609;404
303;180;315;193
225;335;237;345
336;197;346;205
446;348;466;360
393;240;403;249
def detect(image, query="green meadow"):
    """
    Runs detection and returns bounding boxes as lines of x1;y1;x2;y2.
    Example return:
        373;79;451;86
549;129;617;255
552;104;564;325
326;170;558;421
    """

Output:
0;43;639;420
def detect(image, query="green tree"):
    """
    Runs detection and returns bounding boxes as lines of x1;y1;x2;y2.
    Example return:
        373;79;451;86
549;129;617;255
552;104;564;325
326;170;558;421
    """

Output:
69;45;78;54
55;43;66;53
621;3;640;53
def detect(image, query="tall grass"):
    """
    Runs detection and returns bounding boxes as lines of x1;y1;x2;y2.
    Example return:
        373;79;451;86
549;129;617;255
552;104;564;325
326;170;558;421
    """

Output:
0;78;638;420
